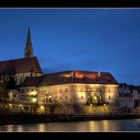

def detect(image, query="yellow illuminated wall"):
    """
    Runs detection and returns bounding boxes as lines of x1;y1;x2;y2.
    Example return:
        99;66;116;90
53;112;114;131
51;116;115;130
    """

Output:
29;83;119;106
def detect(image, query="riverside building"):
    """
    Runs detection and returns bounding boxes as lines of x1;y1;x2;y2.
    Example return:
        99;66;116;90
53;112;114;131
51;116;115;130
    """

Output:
0;29;119;114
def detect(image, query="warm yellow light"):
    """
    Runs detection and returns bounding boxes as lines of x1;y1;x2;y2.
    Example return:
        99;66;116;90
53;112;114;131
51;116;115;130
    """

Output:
32;98;37;102
40;105;44;110
9;104;12;106
48;96;52;99
19;104;22;107
28;91;37;96
103;104;106;106
93;96;97;100
90;104;93;106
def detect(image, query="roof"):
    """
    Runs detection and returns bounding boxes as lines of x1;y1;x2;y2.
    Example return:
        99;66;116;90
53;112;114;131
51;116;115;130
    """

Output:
0;56;42;75
20;70;118;87
20;76;44;87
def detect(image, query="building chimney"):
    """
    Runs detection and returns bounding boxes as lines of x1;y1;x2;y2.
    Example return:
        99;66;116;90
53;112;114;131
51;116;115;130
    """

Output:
98;72;101;77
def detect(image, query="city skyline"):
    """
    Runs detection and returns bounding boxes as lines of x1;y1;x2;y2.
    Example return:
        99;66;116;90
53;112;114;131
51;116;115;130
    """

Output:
0;8;140;85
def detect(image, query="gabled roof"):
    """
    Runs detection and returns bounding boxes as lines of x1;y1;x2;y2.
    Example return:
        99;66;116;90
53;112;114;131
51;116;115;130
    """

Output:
20;70;118;87
0;56;42;75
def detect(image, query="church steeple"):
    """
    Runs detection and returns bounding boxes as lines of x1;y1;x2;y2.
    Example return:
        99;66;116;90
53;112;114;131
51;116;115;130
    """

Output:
24;28;33;58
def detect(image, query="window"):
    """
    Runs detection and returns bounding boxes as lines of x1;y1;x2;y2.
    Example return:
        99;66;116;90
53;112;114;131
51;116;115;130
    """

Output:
65;88;68;92
60;89;62;93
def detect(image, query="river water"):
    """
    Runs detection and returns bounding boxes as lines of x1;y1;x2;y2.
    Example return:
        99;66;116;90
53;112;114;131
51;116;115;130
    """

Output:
1;119;140;132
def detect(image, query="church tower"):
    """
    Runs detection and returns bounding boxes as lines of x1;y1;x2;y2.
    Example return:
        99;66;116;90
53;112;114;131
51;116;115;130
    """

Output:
24;28;33;58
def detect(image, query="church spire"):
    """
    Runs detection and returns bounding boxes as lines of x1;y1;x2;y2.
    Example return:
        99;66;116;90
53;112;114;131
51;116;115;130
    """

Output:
24;27;33;58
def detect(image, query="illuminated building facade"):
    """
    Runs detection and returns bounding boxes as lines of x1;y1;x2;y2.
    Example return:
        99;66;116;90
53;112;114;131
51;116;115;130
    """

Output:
17;71;119;114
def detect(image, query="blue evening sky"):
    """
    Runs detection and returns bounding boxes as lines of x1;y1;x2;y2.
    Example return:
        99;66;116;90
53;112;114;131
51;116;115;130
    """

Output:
0;8;140;85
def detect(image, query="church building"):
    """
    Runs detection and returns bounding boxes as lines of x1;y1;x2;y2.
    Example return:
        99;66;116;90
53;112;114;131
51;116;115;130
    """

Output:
0;28;42;85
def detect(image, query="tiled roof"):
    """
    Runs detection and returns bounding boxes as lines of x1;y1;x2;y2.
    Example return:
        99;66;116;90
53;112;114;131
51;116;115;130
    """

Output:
21;70;118;87
0;56;42;75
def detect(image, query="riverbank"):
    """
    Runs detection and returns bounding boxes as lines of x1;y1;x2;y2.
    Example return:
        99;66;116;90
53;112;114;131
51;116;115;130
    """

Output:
0;113;140;125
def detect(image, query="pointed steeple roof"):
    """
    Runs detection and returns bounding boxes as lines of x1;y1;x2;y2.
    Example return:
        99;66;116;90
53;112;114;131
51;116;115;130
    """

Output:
26;27;32;46
24;27;33;58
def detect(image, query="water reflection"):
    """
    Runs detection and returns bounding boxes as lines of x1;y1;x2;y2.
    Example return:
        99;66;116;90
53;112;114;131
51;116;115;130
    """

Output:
1;119;140;132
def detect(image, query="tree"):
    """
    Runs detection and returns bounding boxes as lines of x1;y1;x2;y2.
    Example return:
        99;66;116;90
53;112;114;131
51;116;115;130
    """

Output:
1;75;17;90
0;85;8;101
6;76;17;90
0;75;17;101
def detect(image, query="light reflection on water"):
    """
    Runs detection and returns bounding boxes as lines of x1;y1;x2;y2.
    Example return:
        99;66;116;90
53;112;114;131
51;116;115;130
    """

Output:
1;119;140;132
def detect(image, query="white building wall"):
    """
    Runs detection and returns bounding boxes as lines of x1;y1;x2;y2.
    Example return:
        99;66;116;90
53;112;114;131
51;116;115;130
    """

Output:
19;83;119;106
